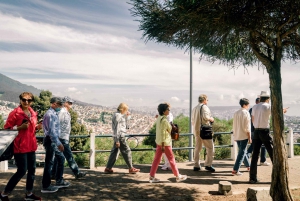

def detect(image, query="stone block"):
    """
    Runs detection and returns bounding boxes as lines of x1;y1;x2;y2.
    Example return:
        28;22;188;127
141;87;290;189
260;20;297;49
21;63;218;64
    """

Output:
218;181;232;195
247;187;272;201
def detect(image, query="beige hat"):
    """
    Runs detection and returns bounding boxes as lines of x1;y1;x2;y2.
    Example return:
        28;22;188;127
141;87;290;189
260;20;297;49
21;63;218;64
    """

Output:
260;91;270;97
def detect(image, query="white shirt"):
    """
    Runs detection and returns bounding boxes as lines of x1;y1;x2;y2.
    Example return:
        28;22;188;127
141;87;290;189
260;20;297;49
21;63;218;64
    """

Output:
58;107;71;140
252;102;271;128
233;108;251;140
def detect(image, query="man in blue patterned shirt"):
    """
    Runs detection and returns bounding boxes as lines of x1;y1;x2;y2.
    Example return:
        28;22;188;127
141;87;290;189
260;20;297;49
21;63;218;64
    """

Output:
41;97;70;193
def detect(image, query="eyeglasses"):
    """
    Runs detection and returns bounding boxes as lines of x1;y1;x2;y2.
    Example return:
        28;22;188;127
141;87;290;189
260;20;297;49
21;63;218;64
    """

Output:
21;98;33;103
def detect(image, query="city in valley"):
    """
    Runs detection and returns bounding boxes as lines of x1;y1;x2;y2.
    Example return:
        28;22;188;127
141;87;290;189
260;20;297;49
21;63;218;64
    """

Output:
1;100;300;142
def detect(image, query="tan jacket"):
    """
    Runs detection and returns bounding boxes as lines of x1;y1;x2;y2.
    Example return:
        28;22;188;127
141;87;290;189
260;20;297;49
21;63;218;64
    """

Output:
192;103;212;133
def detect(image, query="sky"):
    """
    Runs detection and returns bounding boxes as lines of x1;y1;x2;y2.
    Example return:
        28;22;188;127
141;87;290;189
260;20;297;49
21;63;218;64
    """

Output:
0;0;300;115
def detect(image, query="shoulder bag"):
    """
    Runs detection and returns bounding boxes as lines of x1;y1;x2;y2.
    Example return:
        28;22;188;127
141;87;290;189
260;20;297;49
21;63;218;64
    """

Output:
200;105;213;139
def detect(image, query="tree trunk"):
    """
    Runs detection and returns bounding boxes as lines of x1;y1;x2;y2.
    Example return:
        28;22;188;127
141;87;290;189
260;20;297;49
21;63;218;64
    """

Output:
268;62;293;201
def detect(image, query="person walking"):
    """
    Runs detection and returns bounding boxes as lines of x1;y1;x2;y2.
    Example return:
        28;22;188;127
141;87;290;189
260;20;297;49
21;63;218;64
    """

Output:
160;112;173;171
104;103;140;174
149;103;187;183
1;92;42;201
247;97;270;166
192;94;215;172
41;97;69;194
51;96;86;180
232;98;251;176
249;91;288;183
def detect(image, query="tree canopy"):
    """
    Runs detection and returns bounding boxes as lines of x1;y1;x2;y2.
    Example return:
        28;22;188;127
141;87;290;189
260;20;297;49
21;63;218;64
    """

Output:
130;1;300;200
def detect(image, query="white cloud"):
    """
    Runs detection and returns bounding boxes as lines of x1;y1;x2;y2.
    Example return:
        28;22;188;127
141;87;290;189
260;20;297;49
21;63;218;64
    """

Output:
219;94;224;100
67;87;77;92
171;97;181;102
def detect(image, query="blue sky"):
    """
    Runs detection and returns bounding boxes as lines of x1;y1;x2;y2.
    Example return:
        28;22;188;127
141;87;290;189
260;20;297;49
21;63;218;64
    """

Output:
0;0;300;115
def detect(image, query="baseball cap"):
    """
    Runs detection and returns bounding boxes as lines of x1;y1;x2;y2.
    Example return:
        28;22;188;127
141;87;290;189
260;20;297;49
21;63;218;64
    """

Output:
50;97;63;105
62;96;75;103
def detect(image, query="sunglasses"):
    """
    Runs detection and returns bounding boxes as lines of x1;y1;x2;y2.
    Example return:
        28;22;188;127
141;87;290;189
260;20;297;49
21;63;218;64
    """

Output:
21;98;33;103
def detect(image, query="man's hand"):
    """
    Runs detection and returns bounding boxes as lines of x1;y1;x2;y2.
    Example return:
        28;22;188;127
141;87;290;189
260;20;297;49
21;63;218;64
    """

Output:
58;144;64;152
283;107;289;113
115;142;120;148
36;123;42;130
210;117;214;123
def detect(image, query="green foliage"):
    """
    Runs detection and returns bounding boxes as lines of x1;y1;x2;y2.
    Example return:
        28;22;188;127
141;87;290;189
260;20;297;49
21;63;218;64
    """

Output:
294;145;300;155
0;114;4;129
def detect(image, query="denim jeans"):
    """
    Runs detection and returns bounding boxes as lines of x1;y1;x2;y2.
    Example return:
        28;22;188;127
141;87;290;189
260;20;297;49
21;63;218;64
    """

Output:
42;142;65;188
250;129;273;180
4;152;36;193
51;139;79;177
247;132;267;162
233;139;250;171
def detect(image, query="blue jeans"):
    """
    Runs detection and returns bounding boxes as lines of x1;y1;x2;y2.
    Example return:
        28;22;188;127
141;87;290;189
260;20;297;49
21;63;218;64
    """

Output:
42;142;65;188
4;152;36;193
51;139;79;177
247;132;267;162
233;139;250;171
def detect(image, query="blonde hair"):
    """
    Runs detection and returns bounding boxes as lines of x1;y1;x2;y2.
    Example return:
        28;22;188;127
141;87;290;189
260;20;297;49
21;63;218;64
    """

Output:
198;94;207;103
117;103;128;113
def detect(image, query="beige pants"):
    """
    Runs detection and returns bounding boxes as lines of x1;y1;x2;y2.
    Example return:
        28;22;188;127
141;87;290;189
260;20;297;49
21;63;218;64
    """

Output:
194;131;215;167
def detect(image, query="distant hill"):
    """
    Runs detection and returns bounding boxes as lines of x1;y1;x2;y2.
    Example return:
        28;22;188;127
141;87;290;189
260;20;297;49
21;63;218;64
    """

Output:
0;73;41;103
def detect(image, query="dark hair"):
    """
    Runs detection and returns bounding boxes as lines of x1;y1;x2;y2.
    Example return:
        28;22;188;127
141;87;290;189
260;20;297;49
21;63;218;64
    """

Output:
260;97;270;102
239;98;249;107
255;98;260;102
50;97;63;105
19;92;34;102
157;103;170;115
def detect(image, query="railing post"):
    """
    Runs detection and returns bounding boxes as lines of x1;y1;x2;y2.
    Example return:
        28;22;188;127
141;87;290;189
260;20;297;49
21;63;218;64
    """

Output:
287;128;294;158
231;134;237;160
89;133;95;169
0;161;8;172
189;133;194;162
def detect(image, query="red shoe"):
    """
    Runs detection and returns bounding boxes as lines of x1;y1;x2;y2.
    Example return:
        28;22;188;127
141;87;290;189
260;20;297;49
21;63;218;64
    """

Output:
129;167;140;174
25;193;42;200
104;168;113;174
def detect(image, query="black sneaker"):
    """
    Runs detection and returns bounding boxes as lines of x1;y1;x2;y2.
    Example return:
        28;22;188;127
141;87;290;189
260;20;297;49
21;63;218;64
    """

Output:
205;166;215;172
24;193;42;200
0;194;9;201
41;185;59;193
55;180;70;188
193;167;201;171
75;171;87;179
249;179;260;184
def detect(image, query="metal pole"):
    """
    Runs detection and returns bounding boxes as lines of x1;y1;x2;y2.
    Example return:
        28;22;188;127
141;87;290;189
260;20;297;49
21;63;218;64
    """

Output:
189;45;193;162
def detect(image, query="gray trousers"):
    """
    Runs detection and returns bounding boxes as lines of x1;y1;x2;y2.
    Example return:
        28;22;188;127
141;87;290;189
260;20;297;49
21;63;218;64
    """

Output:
106;137;133;169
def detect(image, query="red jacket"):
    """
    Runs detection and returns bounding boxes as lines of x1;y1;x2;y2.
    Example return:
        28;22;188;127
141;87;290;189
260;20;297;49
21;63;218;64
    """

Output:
4;106;38;153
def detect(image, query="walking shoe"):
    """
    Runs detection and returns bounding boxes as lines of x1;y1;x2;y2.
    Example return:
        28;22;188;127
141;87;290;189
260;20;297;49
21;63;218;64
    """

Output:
24;193;42;201
149;176;160;183
249;179;260;184
41;185;58;193
0;194;9;201
232;171;243;176
161;166;171;171
75;171;87;179
193;166;201;171
55;180;70;188
176;174;187;182
205;166;216;172
129;167;140;174
104;168;113;174
260;161;270;166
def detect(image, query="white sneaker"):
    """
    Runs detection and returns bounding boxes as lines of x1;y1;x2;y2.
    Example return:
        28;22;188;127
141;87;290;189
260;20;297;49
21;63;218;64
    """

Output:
176;174;187;182
149;177;160;183
260;161;270;166
232;171;243;176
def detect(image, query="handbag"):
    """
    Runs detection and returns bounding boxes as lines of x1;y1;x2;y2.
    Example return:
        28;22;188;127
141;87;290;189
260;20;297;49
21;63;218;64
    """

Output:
170;122;179;141
199;105;213;139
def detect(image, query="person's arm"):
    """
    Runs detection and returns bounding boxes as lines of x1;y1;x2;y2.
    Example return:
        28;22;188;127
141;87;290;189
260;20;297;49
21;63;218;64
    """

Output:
161;118;171;152
203;105;214;123
4;110;17;129
245;112;252;143
48;113;62;147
